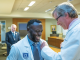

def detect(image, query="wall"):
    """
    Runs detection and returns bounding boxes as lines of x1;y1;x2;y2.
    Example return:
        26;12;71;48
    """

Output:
45;19;62;40
57;25;62;34
0;18;63;41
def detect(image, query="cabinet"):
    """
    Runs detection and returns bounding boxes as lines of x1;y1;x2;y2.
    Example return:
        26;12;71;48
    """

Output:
48;37;64;48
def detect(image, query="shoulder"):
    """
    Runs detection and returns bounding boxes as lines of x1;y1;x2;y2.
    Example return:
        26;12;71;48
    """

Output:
40;38;47;44
40;39;46;42
12;35;28;46
15;32;20;36
72;23;80;32
15;31;19;33
13;39;23;47
12;36;27;47
6;31;11;34
15;31;20;34
11;40;22;52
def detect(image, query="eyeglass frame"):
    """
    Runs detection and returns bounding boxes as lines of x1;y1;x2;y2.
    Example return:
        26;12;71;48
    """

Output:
56;15;62;21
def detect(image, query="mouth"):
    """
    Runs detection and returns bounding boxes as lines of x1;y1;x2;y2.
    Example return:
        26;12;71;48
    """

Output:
36;36;40;40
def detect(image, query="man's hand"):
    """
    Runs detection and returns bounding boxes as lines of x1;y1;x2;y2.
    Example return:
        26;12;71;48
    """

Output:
40;41;48;50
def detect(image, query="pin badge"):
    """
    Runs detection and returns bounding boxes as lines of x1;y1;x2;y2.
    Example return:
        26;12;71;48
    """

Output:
23;53;28;59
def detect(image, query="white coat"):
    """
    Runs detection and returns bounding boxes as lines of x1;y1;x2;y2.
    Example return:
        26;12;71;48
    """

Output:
6;35;46;60
41;18;80;60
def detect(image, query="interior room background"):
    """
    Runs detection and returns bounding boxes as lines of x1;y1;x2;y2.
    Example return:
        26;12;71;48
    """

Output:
0;18;67;43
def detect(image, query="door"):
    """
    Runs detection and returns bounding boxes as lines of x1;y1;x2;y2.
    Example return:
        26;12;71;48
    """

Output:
0;21;6;43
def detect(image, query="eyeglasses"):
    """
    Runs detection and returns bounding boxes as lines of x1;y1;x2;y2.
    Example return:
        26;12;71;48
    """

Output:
56;15;62;21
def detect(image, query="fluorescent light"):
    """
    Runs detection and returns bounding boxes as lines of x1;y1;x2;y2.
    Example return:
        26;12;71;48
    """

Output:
24;7;29;11
28;1;35;6
67;0;73;2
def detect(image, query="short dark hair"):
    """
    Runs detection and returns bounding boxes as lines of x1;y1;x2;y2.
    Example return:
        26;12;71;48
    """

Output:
27;19;42;28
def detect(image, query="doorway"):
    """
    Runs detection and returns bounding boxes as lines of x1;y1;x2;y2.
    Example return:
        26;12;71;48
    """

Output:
0;21;6;43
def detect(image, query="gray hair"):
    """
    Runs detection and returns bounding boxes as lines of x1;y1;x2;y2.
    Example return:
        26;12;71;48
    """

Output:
53;2;78;18
11;24;17;28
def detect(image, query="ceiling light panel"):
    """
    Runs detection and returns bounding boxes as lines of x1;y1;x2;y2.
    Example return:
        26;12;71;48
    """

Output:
28;1;35;6
24;7;29;11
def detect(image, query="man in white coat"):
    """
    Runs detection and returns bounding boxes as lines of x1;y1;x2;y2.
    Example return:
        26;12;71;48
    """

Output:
6;19;47;60
41;2;80;60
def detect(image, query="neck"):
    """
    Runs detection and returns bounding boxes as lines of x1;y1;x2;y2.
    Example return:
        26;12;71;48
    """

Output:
68;18;77;29
28;34;33;41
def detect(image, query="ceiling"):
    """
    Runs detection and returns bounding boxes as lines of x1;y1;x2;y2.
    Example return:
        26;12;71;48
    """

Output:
0;0;80;18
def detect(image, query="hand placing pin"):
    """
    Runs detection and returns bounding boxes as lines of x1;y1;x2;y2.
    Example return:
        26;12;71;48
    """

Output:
40;41;48;50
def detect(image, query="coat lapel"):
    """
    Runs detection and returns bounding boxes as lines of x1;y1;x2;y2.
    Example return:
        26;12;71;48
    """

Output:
9;31;14;40
22;35;34;60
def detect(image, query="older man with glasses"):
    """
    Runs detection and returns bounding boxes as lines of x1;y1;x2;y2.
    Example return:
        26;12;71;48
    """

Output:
40;2;80;60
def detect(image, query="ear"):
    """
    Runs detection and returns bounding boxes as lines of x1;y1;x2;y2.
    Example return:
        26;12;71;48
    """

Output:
65;13;69;19
27;28;30;33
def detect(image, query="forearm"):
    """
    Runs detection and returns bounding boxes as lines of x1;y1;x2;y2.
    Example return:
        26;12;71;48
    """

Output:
41;46;61;60
6;40;12;47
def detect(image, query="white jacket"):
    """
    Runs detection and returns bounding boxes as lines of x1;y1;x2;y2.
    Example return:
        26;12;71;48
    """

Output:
41;18;80;60
6;35;46;60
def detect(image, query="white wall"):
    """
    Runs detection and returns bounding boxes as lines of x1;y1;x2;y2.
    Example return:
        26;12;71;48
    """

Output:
78;15;80;19
45;18;65;40
45;19;62;40
56;25;62;34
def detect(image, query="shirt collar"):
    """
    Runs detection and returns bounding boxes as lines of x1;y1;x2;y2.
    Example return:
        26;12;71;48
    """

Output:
69;18;78;29
11;31;15;34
